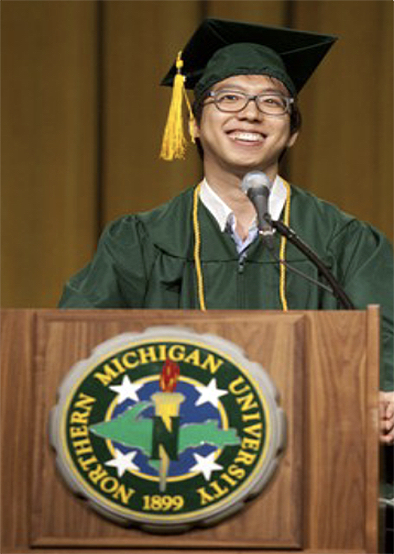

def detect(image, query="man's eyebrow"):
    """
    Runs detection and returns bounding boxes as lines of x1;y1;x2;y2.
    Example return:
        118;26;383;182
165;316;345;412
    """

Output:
214;84;288;95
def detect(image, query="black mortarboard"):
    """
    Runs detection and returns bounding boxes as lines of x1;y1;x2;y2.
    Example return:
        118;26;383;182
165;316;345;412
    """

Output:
162;18;337;98
160;18;337;160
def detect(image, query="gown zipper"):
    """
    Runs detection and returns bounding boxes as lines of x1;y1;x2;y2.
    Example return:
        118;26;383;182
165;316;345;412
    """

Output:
237;252;247;307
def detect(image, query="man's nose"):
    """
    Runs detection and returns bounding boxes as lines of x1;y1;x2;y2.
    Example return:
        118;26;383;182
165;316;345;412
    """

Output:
238;97;262;120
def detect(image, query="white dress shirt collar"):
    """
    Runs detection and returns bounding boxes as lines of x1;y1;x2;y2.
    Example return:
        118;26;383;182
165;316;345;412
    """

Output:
199;175;287;232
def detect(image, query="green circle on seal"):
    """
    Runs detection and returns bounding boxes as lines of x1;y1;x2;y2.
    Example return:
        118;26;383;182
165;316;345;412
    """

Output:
50;327;285;533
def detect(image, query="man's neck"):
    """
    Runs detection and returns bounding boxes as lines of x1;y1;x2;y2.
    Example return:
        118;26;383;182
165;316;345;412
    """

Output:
204;167;278;238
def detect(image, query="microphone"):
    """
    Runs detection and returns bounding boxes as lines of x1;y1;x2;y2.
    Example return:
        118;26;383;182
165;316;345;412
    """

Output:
240;171;354;310
241;171;274;248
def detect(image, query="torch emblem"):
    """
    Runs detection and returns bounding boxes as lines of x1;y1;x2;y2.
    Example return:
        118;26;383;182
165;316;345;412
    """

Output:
151;359;184;491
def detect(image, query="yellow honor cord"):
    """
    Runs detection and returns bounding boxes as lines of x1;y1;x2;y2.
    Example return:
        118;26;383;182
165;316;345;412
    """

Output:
279;180;291;311
193;184;207;311
192;180;291;312
160;51;195;161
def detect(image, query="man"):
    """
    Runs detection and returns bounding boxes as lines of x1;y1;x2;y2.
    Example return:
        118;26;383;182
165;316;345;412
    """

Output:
58;19;393;444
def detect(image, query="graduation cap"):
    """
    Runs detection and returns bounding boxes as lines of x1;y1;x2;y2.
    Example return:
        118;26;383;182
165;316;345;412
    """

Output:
160;18;337;161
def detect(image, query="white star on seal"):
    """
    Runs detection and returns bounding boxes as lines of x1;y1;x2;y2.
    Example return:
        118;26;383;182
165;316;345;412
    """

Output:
109;376;143;404
190;451;223;481
105;449;139;477
195;378;227;408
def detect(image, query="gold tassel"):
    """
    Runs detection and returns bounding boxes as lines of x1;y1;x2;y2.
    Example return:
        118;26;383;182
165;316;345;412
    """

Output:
160;52;195;161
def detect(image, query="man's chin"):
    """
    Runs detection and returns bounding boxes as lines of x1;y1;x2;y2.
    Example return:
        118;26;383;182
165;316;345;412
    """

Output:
227;160;277;180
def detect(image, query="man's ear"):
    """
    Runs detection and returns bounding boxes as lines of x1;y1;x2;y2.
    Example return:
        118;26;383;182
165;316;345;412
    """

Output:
287;131;299;148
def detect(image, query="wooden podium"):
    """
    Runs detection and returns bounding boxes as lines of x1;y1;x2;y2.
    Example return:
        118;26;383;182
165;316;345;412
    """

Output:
1;308;380;554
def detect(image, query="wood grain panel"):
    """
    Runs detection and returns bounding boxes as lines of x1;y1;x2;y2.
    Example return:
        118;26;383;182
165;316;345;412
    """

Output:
1;311;35;549
365;306;380;553
2;537;377;554
305;310;377;551
1;309;379;553
289;1;393;241
1;1;98;308
31;311;304;549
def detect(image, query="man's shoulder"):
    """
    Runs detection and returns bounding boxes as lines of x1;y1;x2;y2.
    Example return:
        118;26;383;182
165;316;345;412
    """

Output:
289;182;392;250
101;188;194;238
290;183;354;223
137;187;194;223
101;187;195;256
289;182;370;237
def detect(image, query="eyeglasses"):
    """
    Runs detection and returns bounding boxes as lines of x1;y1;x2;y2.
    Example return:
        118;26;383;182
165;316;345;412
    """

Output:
205;90;294;116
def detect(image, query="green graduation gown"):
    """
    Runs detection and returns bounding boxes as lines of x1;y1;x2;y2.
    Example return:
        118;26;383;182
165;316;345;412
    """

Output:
59;184;394;390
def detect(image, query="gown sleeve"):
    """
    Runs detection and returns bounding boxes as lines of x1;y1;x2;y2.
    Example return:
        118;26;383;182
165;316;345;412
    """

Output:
329;219;394;391
58;216;151;308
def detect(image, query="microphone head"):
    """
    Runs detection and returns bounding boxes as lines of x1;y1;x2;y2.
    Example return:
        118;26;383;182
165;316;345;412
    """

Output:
241;171;272;195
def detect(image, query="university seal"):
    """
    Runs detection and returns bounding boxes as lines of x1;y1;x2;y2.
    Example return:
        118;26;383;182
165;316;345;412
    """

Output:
50;327;285;532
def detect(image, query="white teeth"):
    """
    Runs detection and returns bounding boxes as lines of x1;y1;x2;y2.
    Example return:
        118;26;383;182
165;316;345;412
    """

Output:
231;131;263;142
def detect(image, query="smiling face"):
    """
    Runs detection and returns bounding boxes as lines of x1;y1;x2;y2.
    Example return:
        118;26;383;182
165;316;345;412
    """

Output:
194;75;298;183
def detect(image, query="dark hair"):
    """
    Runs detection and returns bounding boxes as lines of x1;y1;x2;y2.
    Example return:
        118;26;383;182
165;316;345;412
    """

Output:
192;91;302;160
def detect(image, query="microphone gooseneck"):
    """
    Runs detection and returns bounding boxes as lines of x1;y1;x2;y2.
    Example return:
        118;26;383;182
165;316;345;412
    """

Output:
268;217;355;310
240;171;355;310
